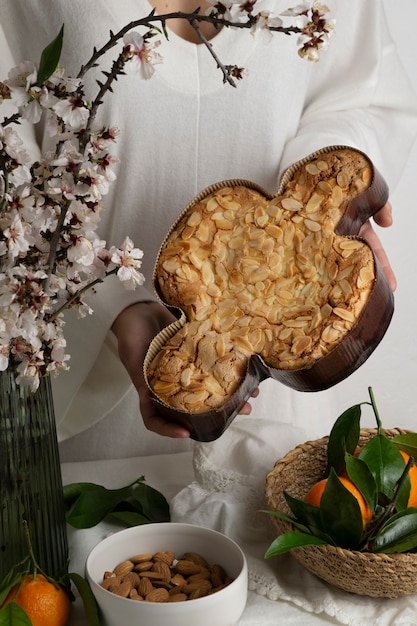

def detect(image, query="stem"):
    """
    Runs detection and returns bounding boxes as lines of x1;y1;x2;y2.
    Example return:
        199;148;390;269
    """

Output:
1;112;21;128
365;457;414;547
190;18;236;86
23;521;39;578
43;198;72;292
368;386;383;434
0;170;10;213
79;50;127;150
77;11;301;80
47;267;118;322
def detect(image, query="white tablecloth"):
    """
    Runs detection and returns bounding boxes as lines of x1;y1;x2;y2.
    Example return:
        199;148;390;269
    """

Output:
61;451;337;625
61;451;417;626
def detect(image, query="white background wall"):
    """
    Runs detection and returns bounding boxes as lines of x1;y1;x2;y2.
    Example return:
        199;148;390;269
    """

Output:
324;1;417;431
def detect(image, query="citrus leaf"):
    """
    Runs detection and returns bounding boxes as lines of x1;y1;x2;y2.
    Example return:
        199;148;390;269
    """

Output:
0;603;31;626
284;492;332;542
392;433;417;459
37;24;64;85
64;477;168;528
0;571;24;606
69;573;100;626
358;435;410;508
260;509;311;534
128;483;170;522
63;481;109;509
372;509;417;553
66;484;135;528
325;404;361;476
345;453;378;513
110;511;151;526
264;531;328;558
319;469;363;549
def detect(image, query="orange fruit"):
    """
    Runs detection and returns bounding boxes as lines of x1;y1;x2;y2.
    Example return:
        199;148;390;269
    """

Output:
2;573;71;626
304;476;372;526
399;450;417;508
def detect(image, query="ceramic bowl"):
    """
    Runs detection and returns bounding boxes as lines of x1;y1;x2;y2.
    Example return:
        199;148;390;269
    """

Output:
85;522;248;626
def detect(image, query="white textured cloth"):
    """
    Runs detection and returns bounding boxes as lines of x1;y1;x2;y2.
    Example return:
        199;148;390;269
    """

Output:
170;410;417;625
2;0;417;444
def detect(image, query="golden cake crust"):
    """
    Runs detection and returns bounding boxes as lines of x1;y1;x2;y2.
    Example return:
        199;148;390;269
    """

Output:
146;148;384;414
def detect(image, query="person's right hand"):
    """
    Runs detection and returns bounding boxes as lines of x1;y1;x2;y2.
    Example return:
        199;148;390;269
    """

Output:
111;300;259;437
112;301;191;438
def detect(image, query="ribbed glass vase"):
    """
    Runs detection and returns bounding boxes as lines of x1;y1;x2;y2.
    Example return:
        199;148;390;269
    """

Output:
0;369;68;580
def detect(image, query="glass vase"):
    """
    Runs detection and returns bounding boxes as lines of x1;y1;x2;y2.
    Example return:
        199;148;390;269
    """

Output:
0;369;68;580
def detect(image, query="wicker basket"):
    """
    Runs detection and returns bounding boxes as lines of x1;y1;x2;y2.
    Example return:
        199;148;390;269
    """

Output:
264;428;417;598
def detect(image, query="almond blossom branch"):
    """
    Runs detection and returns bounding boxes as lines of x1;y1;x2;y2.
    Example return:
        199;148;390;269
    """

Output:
46;268;117;323
189;18;237;87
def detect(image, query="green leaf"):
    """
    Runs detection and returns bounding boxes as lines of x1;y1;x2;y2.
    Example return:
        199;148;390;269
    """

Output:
64;477;169;528
130;483;170;522
37;24;64;85
345;453;378;513
0;571;24;607
260;509;311;534
69;573;100;626
372;509;417;553
110;511;151;526
392;433;417;459
325;404;361;475
63;481;107;509
264;531;328;558
319;469;363;549
284;493;333;543
66;483;136;528
358;435;410;508
0;602;31;626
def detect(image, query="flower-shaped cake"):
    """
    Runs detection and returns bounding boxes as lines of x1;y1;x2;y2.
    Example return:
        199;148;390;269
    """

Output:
145;146;394;440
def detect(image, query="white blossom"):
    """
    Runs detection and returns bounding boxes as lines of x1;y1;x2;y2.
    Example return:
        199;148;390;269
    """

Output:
122;32;163;79
110;237;145;290
1;4;330;387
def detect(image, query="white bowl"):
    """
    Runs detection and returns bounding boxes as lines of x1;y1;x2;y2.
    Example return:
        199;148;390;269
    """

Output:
85;522;248;626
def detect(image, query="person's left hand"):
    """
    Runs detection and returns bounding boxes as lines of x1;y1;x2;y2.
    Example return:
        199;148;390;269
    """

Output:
358;201;396;291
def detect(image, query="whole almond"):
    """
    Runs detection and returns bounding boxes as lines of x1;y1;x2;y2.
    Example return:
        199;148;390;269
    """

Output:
152;560;171;582
211;563;226;587
153;551;175;566
131;553;154;564
112;580;133;598
187;568;211;582
138;577;154;597
170;573;186;587
168;592;188;602
139;570;165;581
113;560;134;577
182;552;209;569
145;587;170;602
122;572;140;587
182;579;212;596
100;576;122;591
134;560;153;573
175;559;201;576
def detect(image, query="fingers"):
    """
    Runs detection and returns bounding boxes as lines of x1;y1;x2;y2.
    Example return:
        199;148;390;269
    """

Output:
372;202;393;228
358;219;397;291
139;386;191;438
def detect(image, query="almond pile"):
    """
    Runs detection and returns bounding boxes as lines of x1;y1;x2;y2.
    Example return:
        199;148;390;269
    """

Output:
100;550;234;602
148;148;375;413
